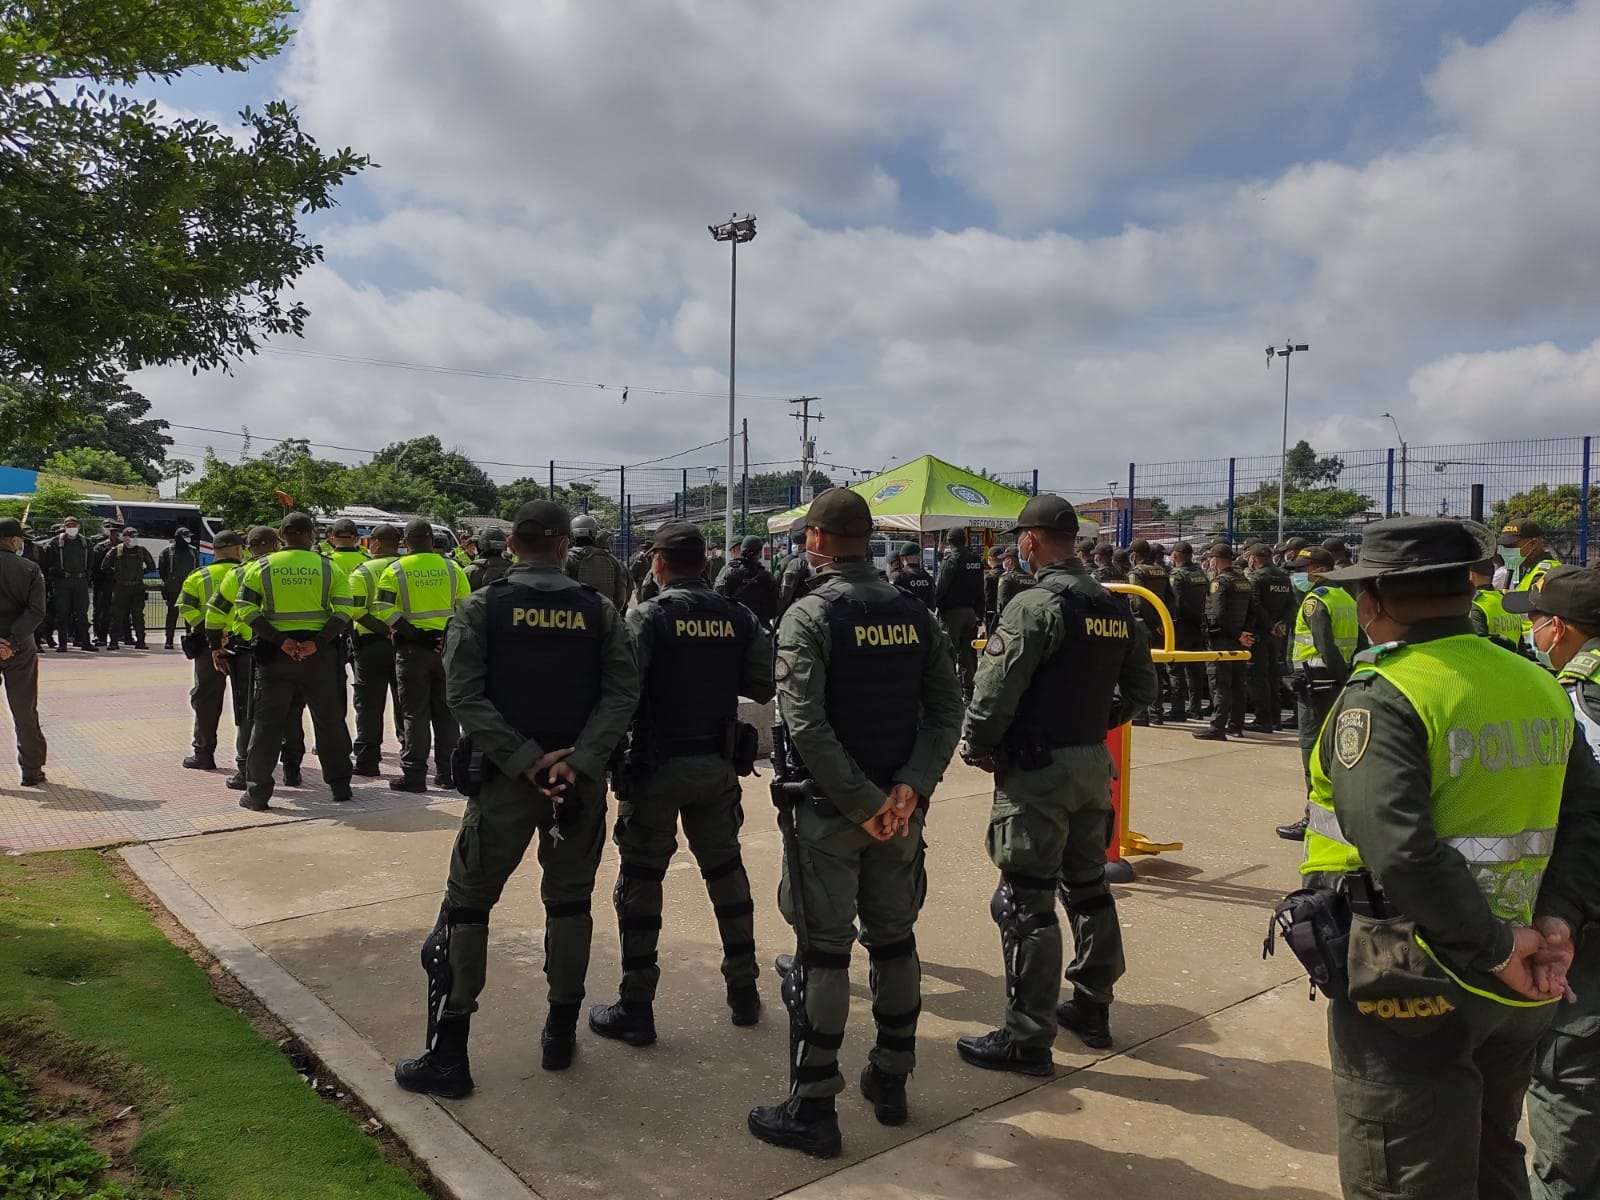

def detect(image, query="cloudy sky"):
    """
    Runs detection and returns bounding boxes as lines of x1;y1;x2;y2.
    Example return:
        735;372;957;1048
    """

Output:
133;0;1600;499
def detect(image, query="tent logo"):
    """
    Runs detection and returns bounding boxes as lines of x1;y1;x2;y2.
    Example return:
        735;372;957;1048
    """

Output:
947;484;990;507
872;480;912;503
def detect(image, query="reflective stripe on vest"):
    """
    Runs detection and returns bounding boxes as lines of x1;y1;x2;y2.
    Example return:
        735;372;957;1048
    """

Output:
259;551;334;623
1303;635;1572;940
1292;585;1359;666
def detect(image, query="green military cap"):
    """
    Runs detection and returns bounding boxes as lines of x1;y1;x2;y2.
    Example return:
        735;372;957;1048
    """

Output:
1288;546;1335;571
0;518;22;538
246;525;279;548
512;500;571;538
213;529;246;550
402;517;434;541
944;527;969;546
807;488;873;537
1284;537;1310;552
369;522;401;541
1497;518;1543;547
1006;494;1079;536
481;528;507;549
1171;541;1193;554
899;541;920;559
330;517;359;536
1322;537;1348;554
652;520;705;553
1503;565;1600;623
741;535;764;555
1210;543;1236;560
1321;516;1492;583
280;511;315;535
1128;538;1151;556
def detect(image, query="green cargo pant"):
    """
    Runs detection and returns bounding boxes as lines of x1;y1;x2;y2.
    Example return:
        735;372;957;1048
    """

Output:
941;608;979;698
245;642;351;804
1529;937;1600;1199
1296;685;1339;792
189;647;229;755
611;755;757;1004
395;640;456;778
778;802;927;1099
0;651;46;774
231;650;305;774
442;767;607;1017
986;744;1125;1050
1328;989;1554;1200
351;633;399;771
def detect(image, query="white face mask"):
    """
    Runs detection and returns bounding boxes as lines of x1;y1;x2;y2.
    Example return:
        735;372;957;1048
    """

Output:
63;526;79;538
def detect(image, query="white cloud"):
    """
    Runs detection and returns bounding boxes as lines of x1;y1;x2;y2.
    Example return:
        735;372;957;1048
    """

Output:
1408;337;1600;437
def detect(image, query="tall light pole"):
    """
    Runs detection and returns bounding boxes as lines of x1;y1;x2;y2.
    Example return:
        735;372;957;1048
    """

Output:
1380;411;1408;515
1267;341;1310;545
709;213;756;548
1107;481;1119;544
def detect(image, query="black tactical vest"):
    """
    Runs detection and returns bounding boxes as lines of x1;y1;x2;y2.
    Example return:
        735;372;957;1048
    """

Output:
53;535;89;574
637;589;752;755
939;549;985;611
1208;567;1254;639
484;579;604;746
723;558;778;625
1170;563;1209;627
1127;563;1173;630
814;581;933;785
1010;579;1135;750
891;567;935;609
1252;564;1296;625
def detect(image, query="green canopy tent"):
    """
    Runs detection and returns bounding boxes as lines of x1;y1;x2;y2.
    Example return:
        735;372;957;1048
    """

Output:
765;455;1097;538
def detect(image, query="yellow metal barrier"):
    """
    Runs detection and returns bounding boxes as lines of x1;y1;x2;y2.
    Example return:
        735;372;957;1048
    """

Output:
973;581;1253;876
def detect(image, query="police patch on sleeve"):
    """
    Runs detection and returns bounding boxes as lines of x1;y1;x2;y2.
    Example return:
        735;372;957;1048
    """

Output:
1334;708;1372;769
984;632;1007;657
1303;595;1321;615
1210;581;1222;594
774;652;794;683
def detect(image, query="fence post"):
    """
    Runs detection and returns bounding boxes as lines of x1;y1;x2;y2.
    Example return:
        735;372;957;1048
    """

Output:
1385;449;1395;517
548;460;555;498
1031;468;1039;497
624;495;632;560
1574;438;1587;569
1226;457;1236;545
618;465;626;537
1125;462;1135;544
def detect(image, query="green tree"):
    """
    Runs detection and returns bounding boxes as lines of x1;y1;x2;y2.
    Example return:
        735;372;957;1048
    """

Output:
1490;484;1597;534
162;458;196;492
340;461;454;523
495;477;547;520
41;445;142;485
1;1;369;436
183;441;349;530
1283;439;1344;489
1234;488;1373;542
0;481;94;531
372;437;497;515
0;377;173;480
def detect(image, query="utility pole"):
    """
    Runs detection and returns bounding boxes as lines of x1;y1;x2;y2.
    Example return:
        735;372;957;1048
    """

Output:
1380;411;1408;516
789;396;823;501
741;417;749;534
1267;340;1310;545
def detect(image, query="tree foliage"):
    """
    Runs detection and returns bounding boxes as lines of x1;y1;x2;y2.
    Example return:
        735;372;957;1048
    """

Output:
182;441;349;530
0;0;369;437
373;437;497;515
1283;439;1344;489
0;481;97;532
1490;484;1598;534
41;445;142;485
0;376;172;479
340;461;456;524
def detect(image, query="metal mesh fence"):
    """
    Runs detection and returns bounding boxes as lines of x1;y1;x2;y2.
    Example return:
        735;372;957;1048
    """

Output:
1125;436;1596;564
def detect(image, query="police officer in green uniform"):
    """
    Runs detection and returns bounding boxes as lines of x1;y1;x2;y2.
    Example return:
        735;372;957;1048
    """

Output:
47;516;95;652
1298;519;1600;1200
393;501;639;1096
889;541;934;609
1470;562;1522;651
747;488;963;1157
207;526;289;790
177;530;244;771
323;518;371;575
1167;541;1209;721
1499;519;1564;644
565;513;632;611
465;528;509;591
1193;544;1258;740
0;517;48;785
955;496;1156;1072
935;527;985;702
715;535;779;629
1126;539;1172;725
1274;547;1362;840
995;546;1033;617
230;512;356;811
590;521;774;1045
157;528;198;649
1504;566;1600;1200
1246;543;1294;731
104;527;155;650
347;524;402;775
371;520;471;792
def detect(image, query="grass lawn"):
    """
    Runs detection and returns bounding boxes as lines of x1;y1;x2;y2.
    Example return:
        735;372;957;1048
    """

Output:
0;851;431;1200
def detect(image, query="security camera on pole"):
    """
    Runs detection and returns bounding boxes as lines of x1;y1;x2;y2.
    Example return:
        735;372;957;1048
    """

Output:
709;214;756;549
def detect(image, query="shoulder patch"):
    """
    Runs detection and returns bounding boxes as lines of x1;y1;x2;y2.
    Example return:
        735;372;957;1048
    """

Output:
1352;640;1403;666
984;631;1007;657
1313;586;1329;596
774;652;795;683
1210;581;1222;594
1562;650;1600;683
1333;708;1372;769
1303;595;1321;615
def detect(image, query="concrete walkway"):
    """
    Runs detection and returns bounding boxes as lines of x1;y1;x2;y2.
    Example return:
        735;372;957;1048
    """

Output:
118;724;1343;1199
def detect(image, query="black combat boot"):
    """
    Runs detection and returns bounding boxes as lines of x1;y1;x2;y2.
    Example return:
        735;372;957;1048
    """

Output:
747;1096;841;1158
542;1003;580;1071
1275;816;1309;841
727;983;761;1027
1192;728;1228;742
182;751;216;770
352;761;381;777
859;1063;908;1126
1056;993;1113;1050
330;784;353;803
281;763;303;787
225;770;247;790
389;773;429;794
955;1028;1054;1076
588;999;656;1047
394;1017;474;1098
433;770;454;790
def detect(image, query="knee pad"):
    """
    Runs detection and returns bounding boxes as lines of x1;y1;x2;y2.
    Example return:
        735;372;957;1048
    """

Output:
422;901;488;1046
867;934;917;963
1061;874;1116;916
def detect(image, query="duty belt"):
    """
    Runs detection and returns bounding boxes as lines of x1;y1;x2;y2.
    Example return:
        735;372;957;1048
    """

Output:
53;571;87;579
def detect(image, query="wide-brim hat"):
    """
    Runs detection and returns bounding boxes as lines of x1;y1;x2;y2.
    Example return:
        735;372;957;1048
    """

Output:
1321;517;1492;583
